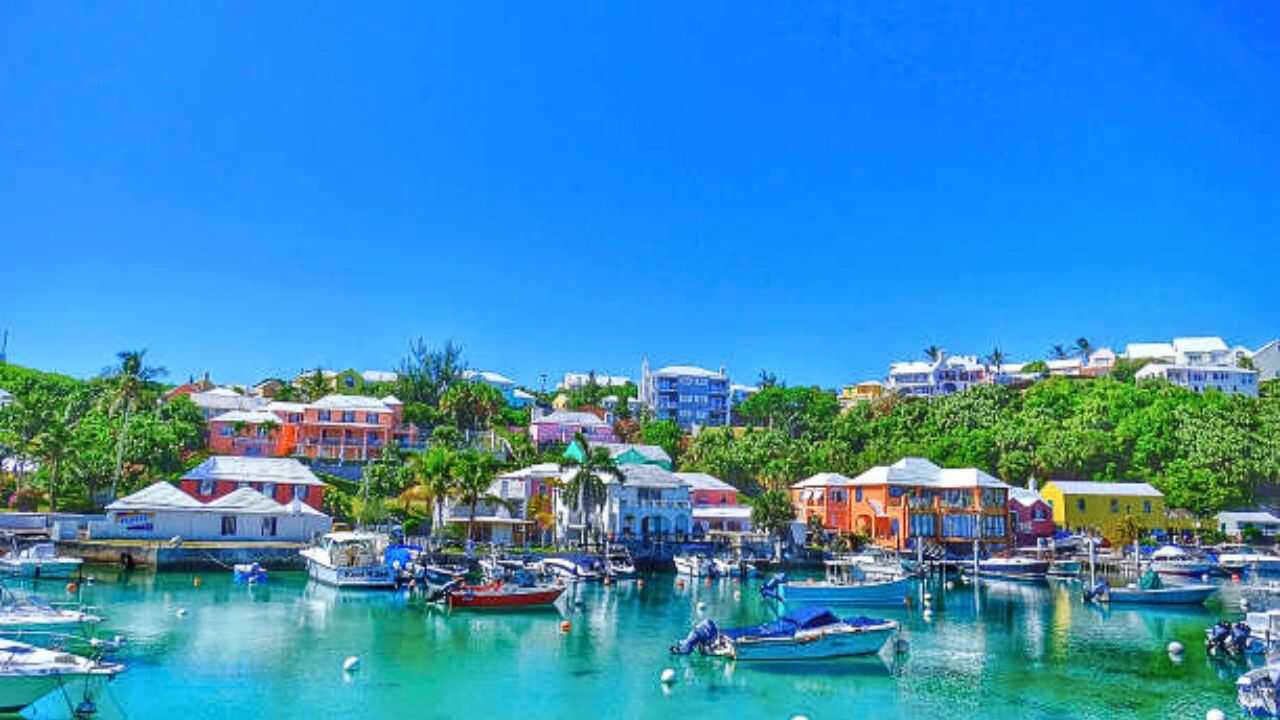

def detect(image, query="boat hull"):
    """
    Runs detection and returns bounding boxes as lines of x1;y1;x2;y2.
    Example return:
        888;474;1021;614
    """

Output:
1107;584;1216;605
674;556;717;578
305;558;396;589
780;577;911;606
0;559;83;579
732;624;895;661
541;559;600;582
0;675;63;713
1150;561;1215;577
447;586;564;610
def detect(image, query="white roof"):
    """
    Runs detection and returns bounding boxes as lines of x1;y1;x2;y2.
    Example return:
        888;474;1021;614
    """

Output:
1136;364;1256;378
361;370;398;383
561;372;631;388
1009;487;1047;506
513;389;535;400
1125;342;1176;360
380;395;402;405
693;506;753;520
889;361;934;374
207;487;294;514
1172;336;1229;353
730;384;760;394
675;472;736;492
1218;511;1280;525
534;410;608;427
209;410;282;425
183;456;324;486
652;365;726;379
0;389;12;402
107;481;204;511
1046;481;1163;498
499;462;564;479
792;472;857;488
311;394;391;411
265;401;308;413
594;442;671;463
562;463;684;487
833;457;1009;489
191;388;263;411
1046;358;1082;370
463;369;517;386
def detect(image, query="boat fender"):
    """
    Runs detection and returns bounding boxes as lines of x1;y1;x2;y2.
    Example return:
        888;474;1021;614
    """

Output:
696;601;706;613
176;608;188;618
1167;641;1184;656
1207;709;1226;720
343;656;360;672
560;620;572;633
66;582;78;594
193;576;202;588
660;668;676;684
922;609;933;622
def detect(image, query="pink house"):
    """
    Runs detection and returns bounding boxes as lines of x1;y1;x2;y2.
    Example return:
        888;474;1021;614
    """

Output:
529;410;617;448
1010;487;1055;546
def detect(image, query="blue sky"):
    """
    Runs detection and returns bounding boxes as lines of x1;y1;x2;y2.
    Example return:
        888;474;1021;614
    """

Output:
3;2;1278;389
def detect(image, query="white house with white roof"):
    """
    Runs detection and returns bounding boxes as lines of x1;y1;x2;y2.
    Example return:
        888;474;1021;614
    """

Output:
90;481;330;542
1254;340;1280;382
462;369;532;408
1217;511;1280;538
0;389;11;408
1123;342;1177;363
555;463;692;542
886;353;987;397
1171;336;1233;366
1135;362;1258;396
189;387;265;419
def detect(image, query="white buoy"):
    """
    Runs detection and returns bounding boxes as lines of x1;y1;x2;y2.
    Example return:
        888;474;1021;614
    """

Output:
1241;598;1251;610
1168;641;1184;655
734;591;741;601
175;608;188;618
696;601;706;613
343;656;360;672
922;609;933;622
791;715;810;720
660;668;676;684
1207;709;1226;720
945;581;955;590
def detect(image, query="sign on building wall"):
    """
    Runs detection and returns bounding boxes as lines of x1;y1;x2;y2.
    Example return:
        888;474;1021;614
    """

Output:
116;512;155;532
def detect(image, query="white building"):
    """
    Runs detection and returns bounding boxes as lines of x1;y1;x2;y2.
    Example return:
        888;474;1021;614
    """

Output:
445;463;560;544
1171;336;1233;366
189;387;265;420
1217;511;1280;538
1123;342;1177;363
1082;348;1117;376
1252;340;1280;382
90;481;330;542
886;353;987;397
0;388;11;408
989;362;1042;386
1046;358;1083;377
555;463;691;542
1135;363;1258;396
560;372;631;391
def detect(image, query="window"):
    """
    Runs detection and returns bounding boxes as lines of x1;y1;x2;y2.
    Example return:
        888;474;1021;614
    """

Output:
366;413;379;424
341;411;356;423
199;479;215;496
1110;498;1119;514
294;485;309;502
220;516;237;536
262;482;275;500
855;487;863;502
1076;498;1086;512
260;517;277;537
220;426;233;437
318;410;331;421
1143;500;1152;514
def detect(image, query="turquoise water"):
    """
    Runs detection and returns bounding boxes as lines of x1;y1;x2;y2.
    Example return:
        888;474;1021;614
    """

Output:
15;570;1253;719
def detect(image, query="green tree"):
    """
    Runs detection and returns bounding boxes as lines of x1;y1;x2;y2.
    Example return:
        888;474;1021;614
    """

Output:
441;381;504;432
748;489;796;553
1075;337;1094;359
397;338;466;407
100;350;166;500
562;433;623;544
923;346;943;362
641;419;683;464
451;449;509;541
408;446;456;537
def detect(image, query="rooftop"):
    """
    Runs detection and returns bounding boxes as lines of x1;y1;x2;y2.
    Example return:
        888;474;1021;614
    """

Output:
1217;511;1280;524
182;456;325;486
1124;342;1176;360
207;487;324;515
1044;480;1163;498
107;481;204;511
797;458;1009;490
593;442;672;463
1172;336;1229;353
310;394;392;412
209;410;284;425
652;365;726;379
534;410;608;427
463;369;517;386
674;472;736;492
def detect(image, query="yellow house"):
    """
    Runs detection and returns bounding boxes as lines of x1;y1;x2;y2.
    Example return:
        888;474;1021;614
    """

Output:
1040;480;1186;539
839;381;884;411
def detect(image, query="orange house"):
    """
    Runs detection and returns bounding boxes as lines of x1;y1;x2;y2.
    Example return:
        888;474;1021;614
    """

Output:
294;394;417;462
208;410;298;457
179;456;326;510
792;457;1012;551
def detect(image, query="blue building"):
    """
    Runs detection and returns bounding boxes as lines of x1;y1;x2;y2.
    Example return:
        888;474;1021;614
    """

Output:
640;360;730;430
462;370;533;409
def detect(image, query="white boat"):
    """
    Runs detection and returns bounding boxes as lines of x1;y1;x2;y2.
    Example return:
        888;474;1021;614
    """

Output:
1219;545;1280;574
971;557;1050;580
0;638;123;714
605;548;637;579
0;586;100;629
711;556;758;578
1148;545;1215;577
1047;559;1083;578
1083;575;1217;605
540;556;602;582
674;553;718;578
1238;665;1280;718
671;607;898;661
762;559;911;606
300;532;396;589
0;543;83;579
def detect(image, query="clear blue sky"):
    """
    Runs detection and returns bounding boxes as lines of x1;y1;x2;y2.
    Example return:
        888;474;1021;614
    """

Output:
3;2;1278;389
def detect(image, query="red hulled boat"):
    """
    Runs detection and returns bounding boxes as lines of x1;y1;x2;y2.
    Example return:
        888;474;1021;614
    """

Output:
446;580;565;610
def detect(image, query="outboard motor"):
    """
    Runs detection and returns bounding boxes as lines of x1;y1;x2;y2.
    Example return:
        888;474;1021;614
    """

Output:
670;619;720;655
1231;621;1253;655
1206;620;1233;655
1082;579;1109;602
760;573;787;602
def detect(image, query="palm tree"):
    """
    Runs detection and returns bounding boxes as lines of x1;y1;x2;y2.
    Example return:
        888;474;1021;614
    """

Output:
1048;344;1070;360
1074;337;1093;360
31;407;76;512
561;432;624;545
300;368;329;402
923;345;943;363
409;446;456;538
985;347;1006;375
451;450;510;542
101;350;166;500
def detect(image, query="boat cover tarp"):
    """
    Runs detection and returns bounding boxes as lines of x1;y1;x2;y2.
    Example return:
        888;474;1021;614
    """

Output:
1139;569;1163;590
721;607;884;640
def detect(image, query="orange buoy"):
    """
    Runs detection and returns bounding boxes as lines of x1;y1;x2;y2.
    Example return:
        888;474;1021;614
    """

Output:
559;620;572;633
1232;574;1241;583
193;577;202;588
603;576;612;586
676;579;685;589
66;582;78;594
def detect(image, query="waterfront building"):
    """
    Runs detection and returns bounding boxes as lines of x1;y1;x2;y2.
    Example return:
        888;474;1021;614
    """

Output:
676;471;752;534
560;372;631;390
838;381;883;410
1134;362;1258;396
1252;340;1280;381
1038;480;1180;537
790;458;1012;551
189;387;265;420
1009;486;1055;547
555;463;691;542
1217;511;1280;538
177;456;327;510
529;409;617;448
91;480;330;542
675;471;739;506
886;353;986;397
462;369;532;408
207;410;299;457
563;442;672;470
443;462;560;544
639;360;730;429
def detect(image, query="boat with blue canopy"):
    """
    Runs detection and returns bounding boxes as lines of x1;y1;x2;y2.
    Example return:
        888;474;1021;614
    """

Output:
671;607;897;661
761;558;911;607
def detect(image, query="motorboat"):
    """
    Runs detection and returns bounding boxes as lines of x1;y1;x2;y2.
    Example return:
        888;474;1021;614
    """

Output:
1148;545;1215;577
540;555;602;582
1047;559;1083;578
671;607;898;661
674;553;719;578
971;557;1050;580
605;547;637;579
761;559;911;606
300;532;397;589
0;543;83;579
711;556;759;578
1219;545;1280;574
421;563;469;585
1083;574;1216;605
444;571;565;610
1238;665;1280;718
0;586;100;629
0;638;123;714
233;563;269;584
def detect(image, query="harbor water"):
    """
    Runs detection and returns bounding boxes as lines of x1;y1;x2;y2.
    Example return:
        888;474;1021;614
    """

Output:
16;570;1253;719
